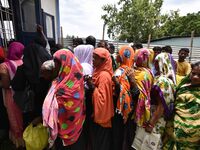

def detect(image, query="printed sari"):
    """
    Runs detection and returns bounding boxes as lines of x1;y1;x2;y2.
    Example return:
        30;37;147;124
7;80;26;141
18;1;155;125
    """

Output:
164;76;200;150
134;48;153;126
133;52;175;150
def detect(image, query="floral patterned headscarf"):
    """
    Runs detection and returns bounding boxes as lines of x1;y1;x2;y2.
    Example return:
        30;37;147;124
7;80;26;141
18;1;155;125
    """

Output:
114;46;134;123
155;52;176;84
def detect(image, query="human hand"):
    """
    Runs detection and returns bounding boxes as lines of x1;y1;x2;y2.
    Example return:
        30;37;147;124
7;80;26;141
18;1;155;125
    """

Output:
145;122;154;133
112;76;119;85
36;24;43;33
84;75;94;89
32;117;42;127
145;125;153;133
126;68;135;80
126;68;136;86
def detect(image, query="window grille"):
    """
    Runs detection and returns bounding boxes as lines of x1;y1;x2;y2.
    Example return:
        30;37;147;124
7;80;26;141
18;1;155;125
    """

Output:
0;0;15;50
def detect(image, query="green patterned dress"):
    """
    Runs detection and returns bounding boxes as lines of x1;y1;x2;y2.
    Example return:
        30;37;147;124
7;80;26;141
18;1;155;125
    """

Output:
164;76;200;150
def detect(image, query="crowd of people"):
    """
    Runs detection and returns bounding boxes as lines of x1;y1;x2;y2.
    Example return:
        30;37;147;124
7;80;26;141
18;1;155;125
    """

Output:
0;27;199;150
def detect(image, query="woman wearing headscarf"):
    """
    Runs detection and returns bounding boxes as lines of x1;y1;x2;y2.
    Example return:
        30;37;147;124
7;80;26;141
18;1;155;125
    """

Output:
131;48;154;149
133;48;154;126
74;44;94;149
0;42;24;148
86;48;114;150
97;41;117;71
43;49;86;149
144;52;175;149
112;46;140;150
0;46;5;62
74;45;93;76
0;47;9;141
22;35;51;126
164;61;200;150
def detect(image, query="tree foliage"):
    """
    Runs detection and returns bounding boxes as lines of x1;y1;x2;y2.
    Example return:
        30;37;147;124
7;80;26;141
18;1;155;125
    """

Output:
102;0;164;42
102;0;200;42
160;11;200;37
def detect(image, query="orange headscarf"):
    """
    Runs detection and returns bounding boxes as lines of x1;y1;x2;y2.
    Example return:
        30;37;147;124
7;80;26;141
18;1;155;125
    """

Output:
93;48;113;78
114;46;134;123
92;48;114;127
118;46;134;67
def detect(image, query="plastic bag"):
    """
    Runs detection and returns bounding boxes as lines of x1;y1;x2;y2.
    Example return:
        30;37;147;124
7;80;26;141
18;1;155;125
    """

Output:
132;127;160;150
141;132;160;150
23;123;48;150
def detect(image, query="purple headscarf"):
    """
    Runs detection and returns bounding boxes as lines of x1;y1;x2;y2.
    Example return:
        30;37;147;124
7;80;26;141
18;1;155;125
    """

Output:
5;42;24;74
74;45;94;75
7;42;24;60
74;45;93;65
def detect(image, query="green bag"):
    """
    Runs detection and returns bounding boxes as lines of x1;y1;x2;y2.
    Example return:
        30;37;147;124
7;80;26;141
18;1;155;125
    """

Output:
23;123;48;150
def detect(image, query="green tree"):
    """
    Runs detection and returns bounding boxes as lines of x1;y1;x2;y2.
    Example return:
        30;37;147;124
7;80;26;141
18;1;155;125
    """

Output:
102;0;164;42
102;1;200;42
160;11;200;37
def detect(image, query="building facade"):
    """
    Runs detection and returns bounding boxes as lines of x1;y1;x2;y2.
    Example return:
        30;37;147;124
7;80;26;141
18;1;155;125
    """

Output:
0;0;60;48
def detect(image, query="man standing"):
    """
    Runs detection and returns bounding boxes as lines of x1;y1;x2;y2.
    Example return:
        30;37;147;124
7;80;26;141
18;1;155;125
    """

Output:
176;48;191;85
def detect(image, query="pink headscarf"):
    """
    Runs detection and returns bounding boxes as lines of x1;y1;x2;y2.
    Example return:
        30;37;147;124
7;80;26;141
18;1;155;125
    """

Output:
134;48;150;67
5;42;24;79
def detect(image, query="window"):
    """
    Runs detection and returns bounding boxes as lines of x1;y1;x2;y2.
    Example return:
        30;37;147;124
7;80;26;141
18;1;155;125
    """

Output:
0;0;9;8
46;15;53;38
44;13;55;39
0;21;14;40
0;0;15;48
20;0;36;32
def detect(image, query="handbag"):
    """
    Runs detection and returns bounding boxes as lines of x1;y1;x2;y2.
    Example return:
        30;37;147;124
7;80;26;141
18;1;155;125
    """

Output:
13;83;35;113
11;65;35;113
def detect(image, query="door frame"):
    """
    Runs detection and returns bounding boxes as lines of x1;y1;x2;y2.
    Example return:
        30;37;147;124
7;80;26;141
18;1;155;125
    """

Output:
12;0;43;46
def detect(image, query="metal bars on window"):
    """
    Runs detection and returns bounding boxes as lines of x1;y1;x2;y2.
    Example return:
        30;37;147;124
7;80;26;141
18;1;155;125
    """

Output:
0;0;15;49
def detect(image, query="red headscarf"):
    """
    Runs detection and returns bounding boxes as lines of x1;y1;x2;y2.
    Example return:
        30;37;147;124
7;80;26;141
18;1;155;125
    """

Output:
53;49;85;146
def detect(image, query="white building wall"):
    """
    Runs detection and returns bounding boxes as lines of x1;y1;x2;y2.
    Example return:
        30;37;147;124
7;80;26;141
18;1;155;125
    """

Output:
41;0;59;42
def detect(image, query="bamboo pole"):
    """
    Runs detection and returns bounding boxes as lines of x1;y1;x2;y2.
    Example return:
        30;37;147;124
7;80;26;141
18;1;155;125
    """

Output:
60;26;64;47
102;23;106;40
147;34;151;49
189;31;194;63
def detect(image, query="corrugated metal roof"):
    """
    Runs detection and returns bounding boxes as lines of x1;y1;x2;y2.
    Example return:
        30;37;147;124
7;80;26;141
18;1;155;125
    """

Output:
63;38;200;63
150;37;200;47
